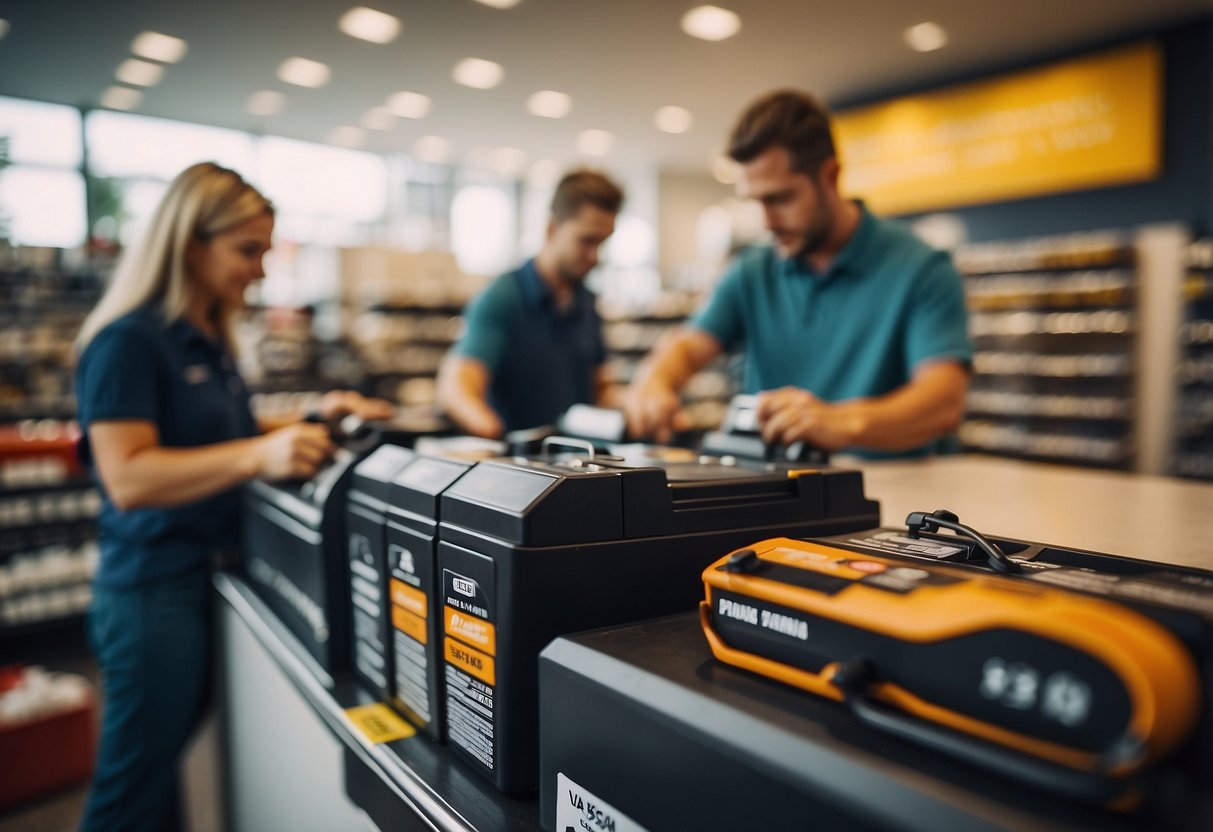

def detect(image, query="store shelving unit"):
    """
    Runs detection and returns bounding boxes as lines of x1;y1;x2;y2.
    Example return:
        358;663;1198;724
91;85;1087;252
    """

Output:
1173;238;1213;480
955;231;1138;469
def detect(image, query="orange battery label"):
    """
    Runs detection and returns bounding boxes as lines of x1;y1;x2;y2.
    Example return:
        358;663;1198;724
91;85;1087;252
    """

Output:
391;579;427;617
445;637;496;686
392;605;427;645
444;606;497;655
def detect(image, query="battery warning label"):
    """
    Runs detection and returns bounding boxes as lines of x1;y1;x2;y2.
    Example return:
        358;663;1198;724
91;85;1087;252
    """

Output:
446;664;494;770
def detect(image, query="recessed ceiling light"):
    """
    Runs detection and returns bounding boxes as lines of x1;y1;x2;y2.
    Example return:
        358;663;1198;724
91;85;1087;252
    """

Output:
278;57;331;88
413;135;451;164
681;6;741;42
904;22;948;52
527;90;572;119
712;155;738;185
327;126;366;148
491;147;528;176
360;106;396;131
655;105;693;134
453;57;504;90
528;159;562;186
338;7;401;44
100;86;142;111
0;20;9;41
131;31;188;63
386;90;430;119
576;129;613;156
116;59;164;87
247;90;285;116
472;0;523;8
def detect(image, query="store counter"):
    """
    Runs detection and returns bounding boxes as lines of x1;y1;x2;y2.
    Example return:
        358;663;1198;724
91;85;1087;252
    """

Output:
216;455;1213;831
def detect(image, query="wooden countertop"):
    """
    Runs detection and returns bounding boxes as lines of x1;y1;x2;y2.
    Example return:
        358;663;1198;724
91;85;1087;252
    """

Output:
851;454;1213;570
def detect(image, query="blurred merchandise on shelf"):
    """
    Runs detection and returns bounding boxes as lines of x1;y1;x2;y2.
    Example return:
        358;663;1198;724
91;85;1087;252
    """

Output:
0;246;105;422
1173;239;1213;480
0;664;96;810
956;231;1137;469
0;421;98;633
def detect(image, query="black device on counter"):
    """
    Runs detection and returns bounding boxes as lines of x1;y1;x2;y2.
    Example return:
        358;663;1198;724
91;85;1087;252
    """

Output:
242;414;447;675
435;445;880;793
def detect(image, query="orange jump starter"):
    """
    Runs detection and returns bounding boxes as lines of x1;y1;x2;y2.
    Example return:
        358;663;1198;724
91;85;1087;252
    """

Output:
700;536;1203;804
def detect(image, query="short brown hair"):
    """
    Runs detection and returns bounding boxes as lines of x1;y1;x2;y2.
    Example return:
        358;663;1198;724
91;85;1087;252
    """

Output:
550;170;624;222
728;90;836;175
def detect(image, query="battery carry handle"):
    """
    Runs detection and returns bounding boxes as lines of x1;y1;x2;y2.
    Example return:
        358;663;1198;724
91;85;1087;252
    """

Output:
830;658;1146;804
906;509;1022;574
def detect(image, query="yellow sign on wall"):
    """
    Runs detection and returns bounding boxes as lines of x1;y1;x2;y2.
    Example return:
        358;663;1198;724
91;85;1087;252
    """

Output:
835;41;1162;215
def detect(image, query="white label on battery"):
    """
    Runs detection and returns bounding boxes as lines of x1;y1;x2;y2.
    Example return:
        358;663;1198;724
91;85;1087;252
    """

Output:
557;773;649;832
446;665;494;769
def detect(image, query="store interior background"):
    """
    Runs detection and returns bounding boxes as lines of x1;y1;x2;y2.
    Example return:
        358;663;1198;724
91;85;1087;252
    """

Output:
1;0;1213;829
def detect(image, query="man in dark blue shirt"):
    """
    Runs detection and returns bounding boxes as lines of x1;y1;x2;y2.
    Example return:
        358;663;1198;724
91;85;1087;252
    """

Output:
437;170;624;436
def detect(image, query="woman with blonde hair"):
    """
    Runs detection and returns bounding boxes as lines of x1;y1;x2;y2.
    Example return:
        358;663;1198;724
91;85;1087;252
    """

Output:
74;162;389;831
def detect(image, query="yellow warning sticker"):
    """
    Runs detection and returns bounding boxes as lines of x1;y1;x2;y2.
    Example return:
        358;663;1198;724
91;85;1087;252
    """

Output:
392;605;427;645
391;579;427;617
445;637;496;686
344;703;416;744
444;606;497;655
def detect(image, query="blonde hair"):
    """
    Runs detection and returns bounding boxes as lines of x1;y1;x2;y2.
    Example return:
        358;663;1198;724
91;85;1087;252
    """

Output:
76;162;273;354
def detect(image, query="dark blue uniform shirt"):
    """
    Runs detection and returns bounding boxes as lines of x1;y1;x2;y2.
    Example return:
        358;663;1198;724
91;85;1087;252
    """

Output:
453;259;605;431
75;307;258;587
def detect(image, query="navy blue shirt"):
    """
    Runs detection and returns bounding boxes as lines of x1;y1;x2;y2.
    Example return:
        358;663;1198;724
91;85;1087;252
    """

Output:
453;259;605;431
75;308;258;588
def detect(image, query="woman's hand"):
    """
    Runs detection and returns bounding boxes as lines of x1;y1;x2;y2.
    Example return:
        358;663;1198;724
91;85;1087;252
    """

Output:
255;422;336;480
317;390;396;422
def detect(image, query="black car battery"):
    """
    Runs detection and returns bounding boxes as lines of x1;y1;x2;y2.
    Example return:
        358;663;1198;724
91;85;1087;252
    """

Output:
700;519;1213;807
346;444;416;699
383;446;494;738
242;415;447;675
435;448;880;792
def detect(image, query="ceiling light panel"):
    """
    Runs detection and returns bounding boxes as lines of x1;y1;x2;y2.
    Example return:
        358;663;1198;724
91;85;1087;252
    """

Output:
681;6;742;42
904;22;948;52
247;90;285;116
472;0;523;7
0;20;9;41
361;106;396;130
100;86;143;111
655;105;693;133
338;7;401;44
131;31;188;63
453;57;504;89
386;90;431;118
527;90;572;119
576;129;613;156
278;57;331;88
413;135;451;164
712;155;738;184
115;59;164;87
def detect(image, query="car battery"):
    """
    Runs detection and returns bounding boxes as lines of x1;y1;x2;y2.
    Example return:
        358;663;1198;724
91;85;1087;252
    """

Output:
346;444;417;699
699;531;1210;806
436;450;880;792
242;416;444;675
383;449;488;738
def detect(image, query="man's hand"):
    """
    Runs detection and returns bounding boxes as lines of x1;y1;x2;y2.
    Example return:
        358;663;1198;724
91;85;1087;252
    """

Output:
622;380;684;444
755;386;862;452
318;390;395;422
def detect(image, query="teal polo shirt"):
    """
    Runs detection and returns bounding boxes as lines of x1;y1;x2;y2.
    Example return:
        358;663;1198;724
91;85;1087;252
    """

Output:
454;259;605;432
692;206;971;456
75;308;259;587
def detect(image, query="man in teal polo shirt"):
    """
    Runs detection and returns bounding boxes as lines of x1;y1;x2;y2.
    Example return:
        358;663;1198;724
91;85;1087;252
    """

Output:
438;170;624;436
624;90;971;457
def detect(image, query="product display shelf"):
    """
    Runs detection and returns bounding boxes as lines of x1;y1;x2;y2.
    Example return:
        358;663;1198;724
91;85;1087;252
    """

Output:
600;291;735;432
955;231;1138;469
0;258;104;423
1173;238;1213;480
